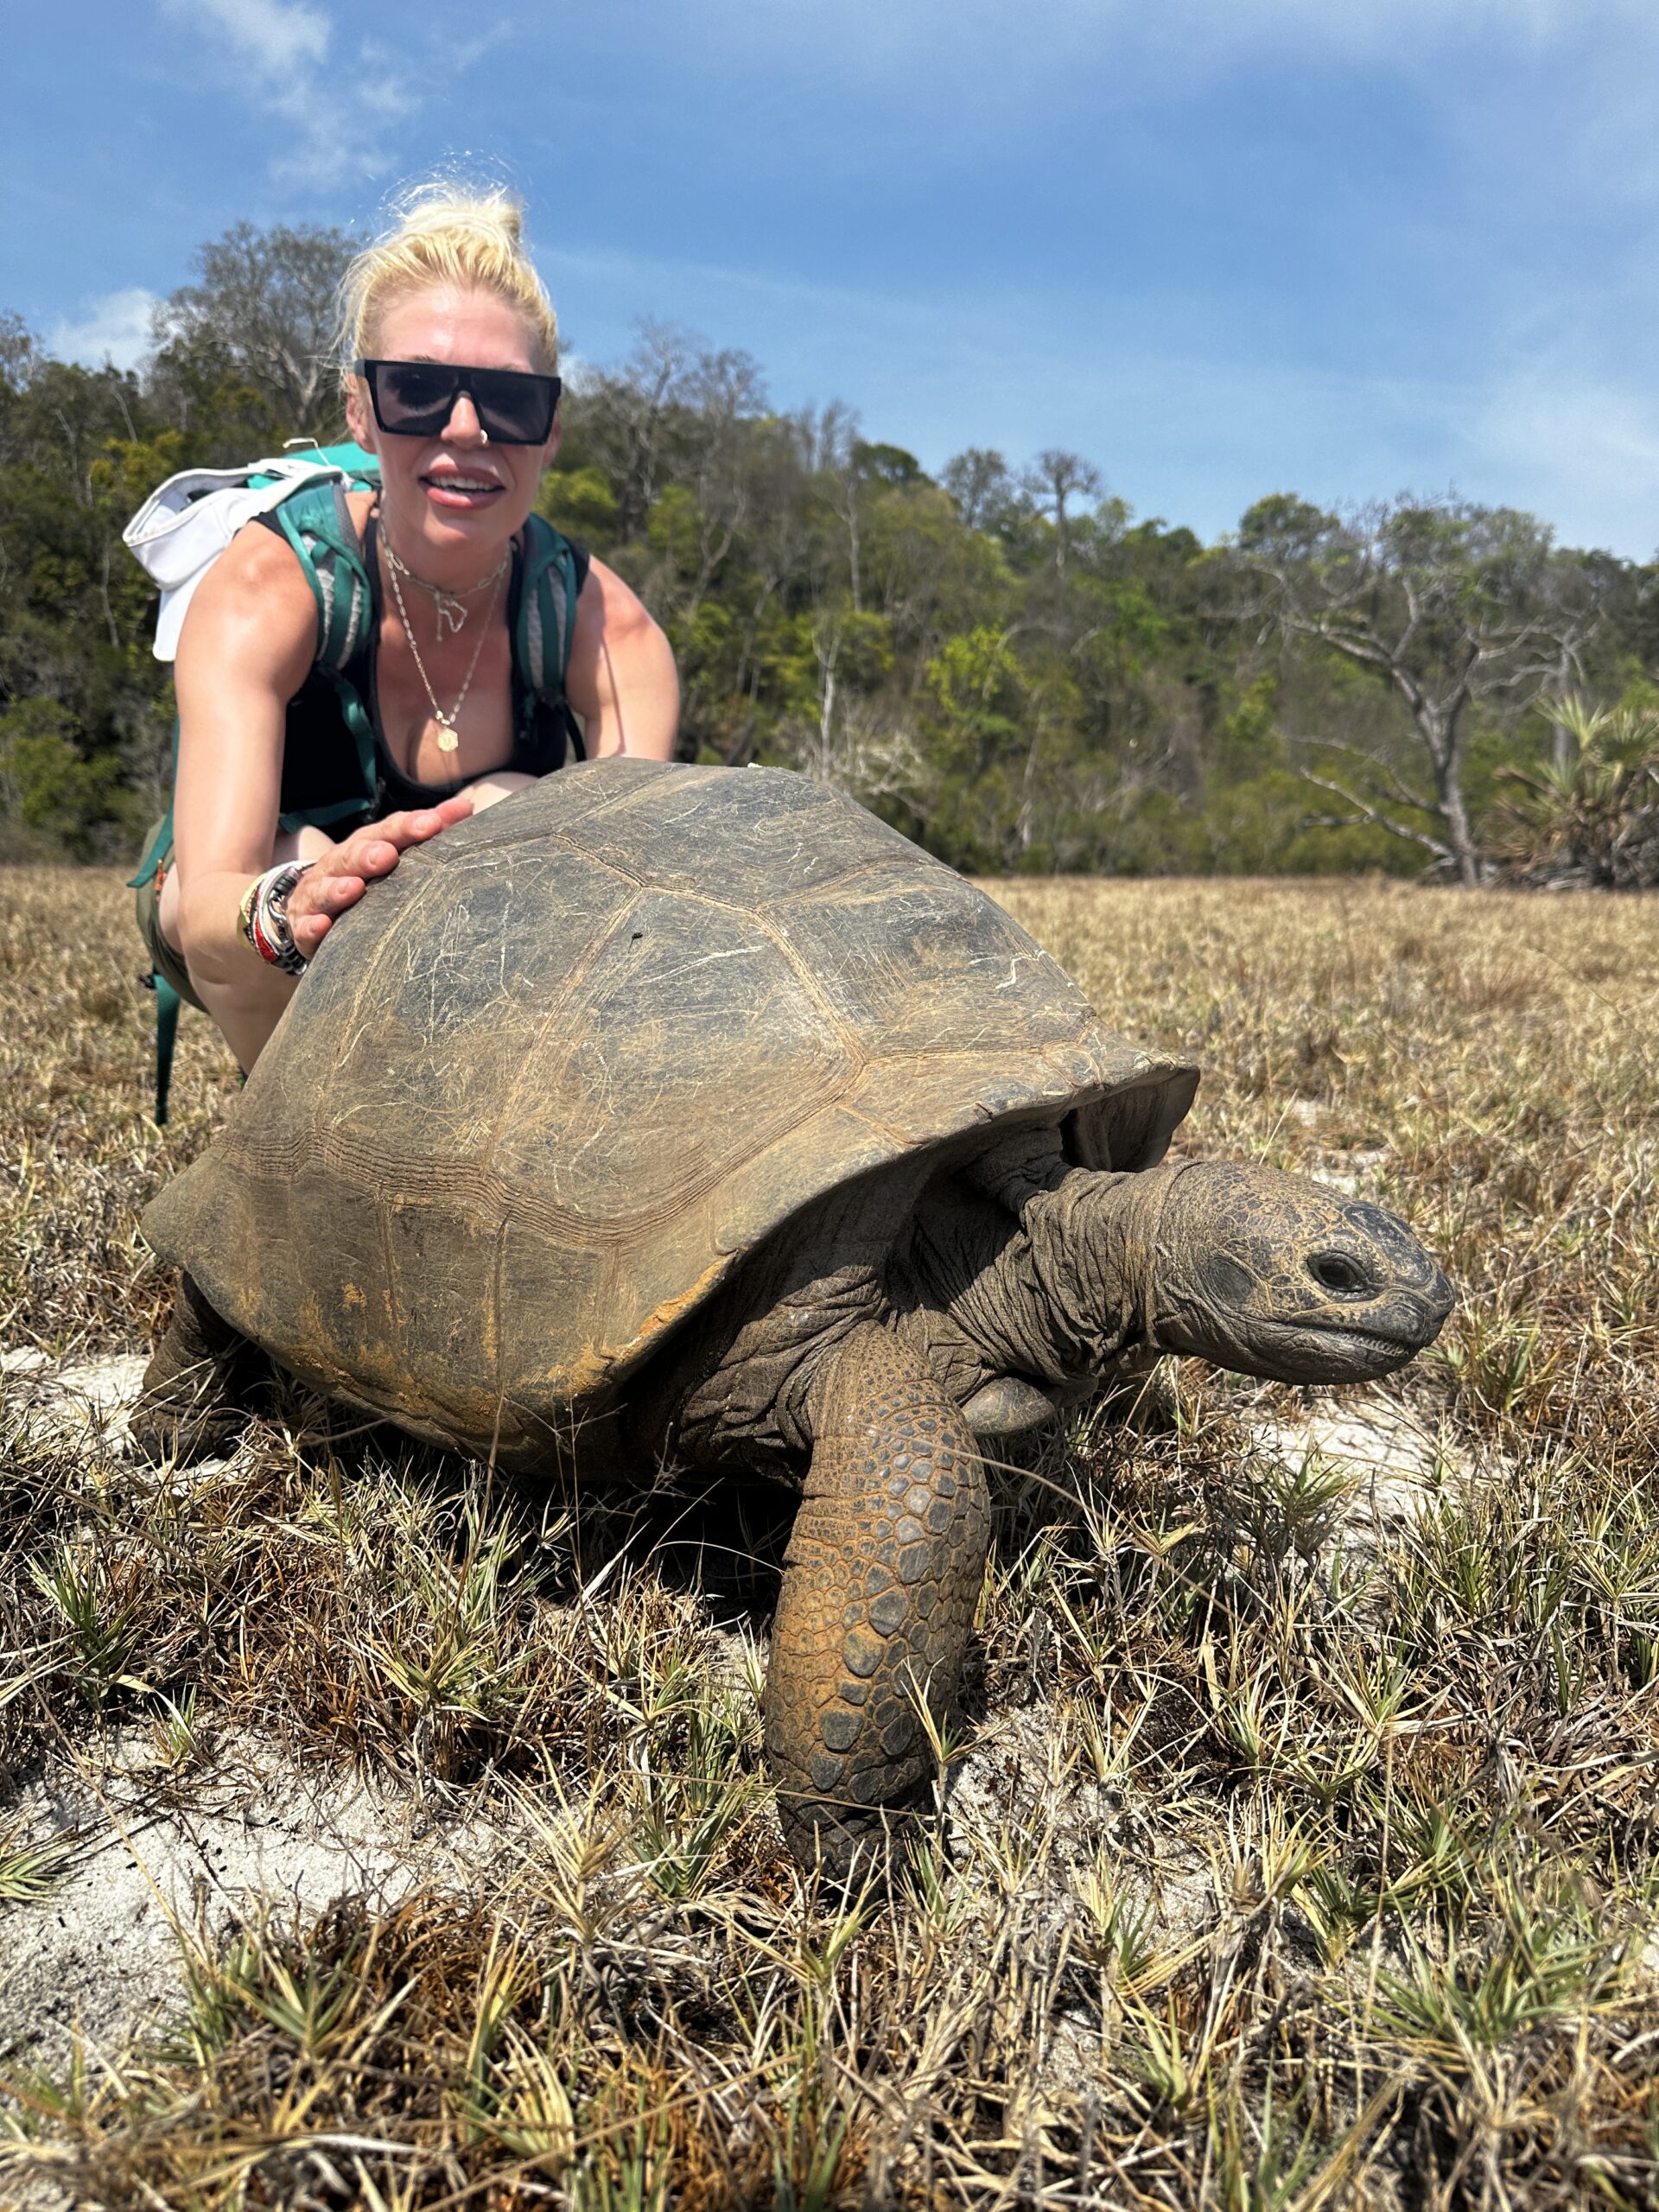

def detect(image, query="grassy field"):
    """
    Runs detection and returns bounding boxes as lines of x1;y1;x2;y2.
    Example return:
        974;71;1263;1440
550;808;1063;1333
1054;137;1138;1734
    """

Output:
2;867;1656;2209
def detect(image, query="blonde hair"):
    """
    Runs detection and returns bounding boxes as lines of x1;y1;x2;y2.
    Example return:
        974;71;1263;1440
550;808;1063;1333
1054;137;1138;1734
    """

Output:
337;181;560;391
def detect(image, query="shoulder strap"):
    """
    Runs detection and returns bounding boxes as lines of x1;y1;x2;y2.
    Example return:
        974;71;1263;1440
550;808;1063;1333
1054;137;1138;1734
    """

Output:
514;514;582;703
273;479;379;812
152;972;181;1127
276;478;373;676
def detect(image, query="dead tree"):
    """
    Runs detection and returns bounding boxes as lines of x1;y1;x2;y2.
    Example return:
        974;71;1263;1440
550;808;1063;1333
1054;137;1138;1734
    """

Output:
1239;494;1601;887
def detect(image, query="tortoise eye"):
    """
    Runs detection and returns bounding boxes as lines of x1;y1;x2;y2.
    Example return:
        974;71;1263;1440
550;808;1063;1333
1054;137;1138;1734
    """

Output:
1308;1252;1368;1296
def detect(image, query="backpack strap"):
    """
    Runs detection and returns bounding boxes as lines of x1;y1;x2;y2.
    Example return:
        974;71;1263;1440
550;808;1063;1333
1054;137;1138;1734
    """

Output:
130;803;174;895
513;514;582;741
133;478;577;1123
152;971;182;1128
129;468;378;876
128;814;184;1123
273;478;379;820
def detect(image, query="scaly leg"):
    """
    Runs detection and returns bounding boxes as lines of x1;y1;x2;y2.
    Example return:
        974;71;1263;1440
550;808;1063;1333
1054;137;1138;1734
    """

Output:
765;1325;988;1875
128;1273;257;1465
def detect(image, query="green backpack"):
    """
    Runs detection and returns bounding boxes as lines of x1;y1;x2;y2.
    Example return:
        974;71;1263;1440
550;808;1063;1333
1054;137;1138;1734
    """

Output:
129;443;583;1122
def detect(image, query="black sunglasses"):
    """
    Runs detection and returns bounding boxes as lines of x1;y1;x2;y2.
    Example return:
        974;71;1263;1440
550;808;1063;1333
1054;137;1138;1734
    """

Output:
356;358;563;445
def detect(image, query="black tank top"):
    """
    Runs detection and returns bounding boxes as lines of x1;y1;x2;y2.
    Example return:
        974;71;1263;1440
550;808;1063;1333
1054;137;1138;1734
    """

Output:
255;506;590;832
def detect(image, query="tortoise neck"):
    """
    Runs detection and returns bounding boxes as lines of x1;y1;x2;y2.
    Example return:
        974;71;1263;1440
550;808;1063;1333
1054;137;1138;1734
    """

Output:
906;1166;1163;1392
1014;1166;1170;1377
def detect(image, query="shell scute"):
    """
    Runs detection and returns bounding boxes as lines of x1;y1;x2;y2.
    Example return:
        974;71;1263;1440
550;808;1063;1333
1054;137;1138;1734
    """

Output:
543;757;915;903
490;887;854;1224
283;840;633;1165
768;872;1091;1058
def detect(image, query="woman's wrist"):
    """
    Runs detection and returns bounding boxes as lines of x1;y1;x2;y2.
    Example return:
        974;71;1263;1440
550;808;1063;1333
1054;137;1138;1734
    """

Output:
175;868;288;990
238;862;312;976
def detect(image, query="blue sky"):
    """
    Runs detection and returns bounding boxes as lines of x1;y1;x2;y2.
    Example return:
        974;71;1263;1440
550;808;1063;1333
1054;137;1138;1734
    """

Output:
10;0;1659;556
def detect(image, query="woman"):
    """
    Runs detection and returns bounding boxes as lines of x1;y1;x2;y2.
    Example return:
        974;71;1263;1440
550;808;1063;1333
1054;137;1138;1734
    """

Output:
151;183;679;1075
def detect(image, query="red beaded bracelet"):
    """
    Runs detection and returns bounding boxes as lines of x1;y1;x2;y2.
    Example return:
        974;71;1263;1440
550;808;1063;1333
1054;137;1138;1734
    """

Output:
238;861;311;977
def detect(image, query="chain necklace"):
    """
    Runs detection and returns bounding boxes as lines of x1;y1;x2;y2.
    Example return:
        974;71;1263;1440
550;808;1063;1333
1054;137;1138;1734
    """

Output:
384;537;505;755
382;532;511;637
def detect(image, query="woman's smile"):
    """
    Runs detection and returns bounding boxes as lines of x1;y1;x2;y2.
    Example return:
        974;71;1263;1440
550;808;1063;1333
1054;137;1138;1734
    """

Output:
419;463;509;513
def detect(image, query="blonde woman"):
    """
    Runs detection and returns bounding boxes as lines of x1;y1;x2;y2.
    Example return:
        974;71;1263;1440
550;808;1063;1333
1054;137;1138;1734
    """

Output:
149;183;679;1077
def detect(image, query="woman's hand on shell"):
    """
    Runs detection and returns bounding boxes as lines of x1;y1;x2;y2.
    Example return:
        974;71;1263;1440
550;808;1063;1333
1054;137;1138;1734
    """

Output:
285;796;474;957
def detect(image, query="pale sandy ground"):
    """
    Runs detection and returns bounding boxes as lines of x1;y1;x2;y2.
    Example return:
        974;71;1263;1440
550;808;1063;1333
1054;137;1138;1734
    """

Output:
1;1340;1482;2101
1;1738;489;2070
1252;1392;1470;1554
1;1351;511;2096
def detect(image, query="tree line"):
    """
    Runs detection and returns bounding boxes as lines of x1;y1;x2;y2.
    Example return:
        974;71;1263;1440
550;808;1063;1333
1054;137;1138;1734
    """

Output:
4;219;1657;885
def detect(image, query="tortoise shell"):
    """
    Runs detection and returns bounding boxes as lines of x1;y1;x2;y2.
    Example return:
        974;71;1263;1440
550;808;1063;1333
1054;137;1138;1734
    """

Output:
144;761;1198;1463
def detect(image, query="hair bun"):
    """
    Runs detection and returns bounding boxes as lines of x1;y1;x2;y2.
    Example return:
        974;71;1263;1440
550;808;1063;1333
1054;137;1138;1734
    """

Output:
336;177;559;391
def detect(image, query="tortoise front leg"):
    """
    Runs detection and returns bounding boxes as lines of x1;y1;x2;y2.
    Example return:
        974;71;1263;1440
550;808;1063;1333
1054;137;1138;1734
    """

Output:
764;1324;989;1875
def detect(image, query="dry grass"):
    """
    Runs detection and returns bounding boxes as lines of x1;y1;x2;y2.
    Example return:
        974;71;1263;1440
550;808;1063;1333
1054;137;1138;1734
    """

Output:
2;865;1657;2209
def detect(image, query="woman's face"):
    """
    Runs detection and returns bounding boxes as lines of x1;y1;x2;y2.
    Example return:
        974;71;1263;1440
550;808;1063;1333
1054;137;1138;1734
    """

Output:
346;283;562;569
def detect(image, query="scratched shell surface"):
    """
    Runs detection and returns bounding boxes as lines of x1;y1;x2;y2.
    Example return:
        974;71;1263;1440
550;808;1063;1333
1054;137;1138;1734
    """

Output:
144;760;1199;1461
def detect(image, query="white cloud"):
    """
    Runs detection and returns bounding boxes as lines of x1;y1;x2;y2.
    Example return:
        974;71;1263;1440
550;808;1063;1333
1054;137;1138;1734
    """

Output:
266;67;419;193
152;0;437;190
156;0;423;191
47;288;162;372
162;0;328;73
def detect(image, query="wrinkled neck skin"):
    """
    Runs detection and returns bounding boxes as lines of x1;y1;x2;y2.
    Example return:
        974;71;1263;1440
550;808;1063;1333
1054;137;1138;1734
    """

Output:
664;1157;1176;1472
893;1162;1186;1400
658;1144;1451;1478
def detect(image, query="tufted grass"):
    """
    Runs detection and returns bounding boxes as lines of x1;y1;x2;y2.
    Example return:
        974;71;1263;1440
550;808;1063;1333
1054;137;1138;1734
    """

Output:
1;865;1657;2208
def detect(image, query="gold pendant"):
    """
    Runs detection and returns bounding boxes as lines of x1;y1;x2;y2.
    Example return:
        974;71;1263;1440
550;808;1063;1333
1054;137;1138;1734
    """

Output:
437;722;460;753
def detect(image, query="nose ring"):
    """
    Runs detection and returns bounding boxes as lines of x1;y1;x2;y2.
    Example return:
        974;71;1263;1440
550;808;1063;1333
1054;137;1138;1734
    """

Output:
480;428;490;445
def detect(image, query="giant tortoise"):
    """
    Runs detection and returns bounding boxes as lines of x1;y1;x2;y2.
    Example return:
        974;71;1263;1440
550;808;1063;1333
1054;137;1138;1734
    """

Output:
137;760;1452;1871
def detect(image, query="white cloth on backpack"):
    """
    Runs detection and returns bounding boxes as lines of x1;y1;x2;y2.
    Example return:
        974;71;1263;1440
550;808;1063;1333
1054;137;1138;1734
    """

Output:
124;454;355;661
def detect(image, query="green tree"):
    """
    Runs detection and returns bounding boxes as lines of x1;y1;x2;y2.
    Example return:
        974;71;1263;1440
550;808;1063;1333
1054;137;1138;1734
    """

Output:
1022;449;1103;578
16;212;1655;880
0;339;170;804
0;697;138;859
1488;696;1659;887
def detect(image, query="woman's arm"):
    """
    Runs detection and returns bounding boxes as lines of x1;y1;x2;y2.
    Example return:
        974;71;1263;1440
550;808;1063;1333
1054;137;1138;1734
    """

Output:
564;558;680;760
168;524;468;1068
168;525;317;1058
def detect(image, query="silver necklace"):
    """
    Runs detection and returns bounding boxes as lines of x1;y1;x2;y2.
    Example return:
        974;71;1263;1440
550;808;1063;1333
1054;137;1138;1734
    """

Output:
385;540;505;755
382;532;511;636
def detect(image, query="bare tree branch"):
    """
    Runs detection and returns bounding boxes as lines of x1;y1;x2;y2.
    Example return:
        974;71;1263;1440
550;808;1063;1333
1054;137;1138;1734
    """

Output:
1297;769;1456;865
1238;492;1604;885
1287;735;1437;817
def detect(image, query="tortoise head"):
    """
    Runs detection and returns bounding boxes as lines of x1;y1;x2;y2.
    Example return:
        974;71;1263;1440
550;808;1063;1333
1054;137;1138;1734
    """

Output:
1136;1160;1454;1383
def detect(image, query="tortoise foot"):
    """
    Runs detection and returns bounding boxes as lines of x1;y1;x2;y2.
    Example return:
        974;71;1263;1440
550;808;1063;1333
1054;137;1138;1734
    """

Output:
129;1274;257;1464
765;1325;988;1878
778;1785;931;1887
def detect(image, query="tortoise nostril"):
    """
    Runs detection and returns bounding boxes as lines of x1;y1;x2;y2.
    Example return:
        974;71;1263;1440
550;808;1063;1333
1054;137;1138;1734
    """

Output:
1308;1252;1368;1296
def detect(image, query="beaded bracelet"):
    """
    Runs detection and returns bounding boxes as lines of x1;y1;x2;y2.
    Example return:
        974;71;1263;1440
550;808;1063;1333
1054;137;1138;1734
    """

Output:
238;861;312;977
